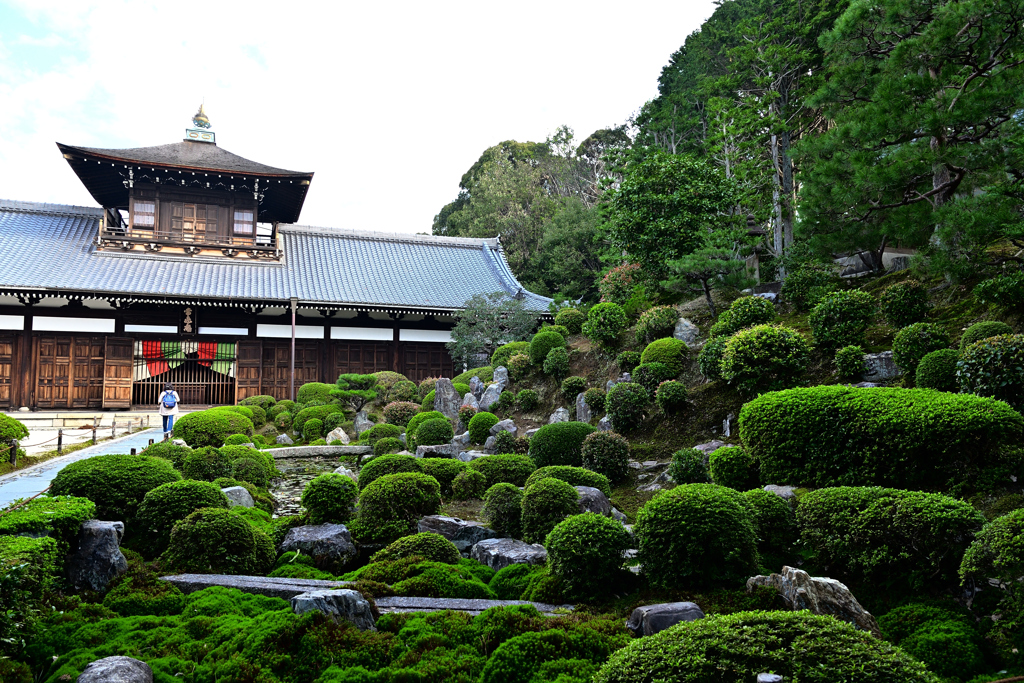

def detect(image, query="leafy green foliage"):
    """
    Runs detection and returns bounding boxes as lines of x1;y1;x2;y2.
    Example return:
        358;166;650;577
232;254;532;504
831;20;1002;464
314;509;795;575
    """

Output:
141;440;192;469
297;382;335;404
507;353;532;382
696;336;728;381
708;446;758;490
354;472;442;543
961;321;1015;349
483;483;524;538
880;280;930;327
525;466;611;497
616;350;641;373
528;421;598;468
780;265;840;312
640;337;687;375
452;469;487;500
808;290;876;349
292;405;342;436
103;557;186;617
466;412;497;444
331;374;378;413
720;324;810;395
961;507;1024;589
405;410;446;450
583;303;627;347
448;292;539;367
531;329;567;365
358;454;423;490
382;401;419;427
635;306;679;344
741;488;797;563
0;534;57;654
957;333;1024;408
50;454;181;522
834;344;865;380
224;433;253;446
892;323;951;372
371;532;461;565
545;513;632;601
555;308;587;335
164;508;275;575
632;362;675;395
605;382;649;432
668;449;709;484
561;376;587;399
301;473;358;525
916;349;960;391
135;480;228;557
372;437;404;457
360;423;402;447
976;272;1024;309
581;431;630;483
302;418;323;442
710;296;776;338
469;454;537;488
415;418;454;447
419;458;467;496
172;409;254;447
516;389;539;411
522;477;580;544
583;387;606;414
0;414;29;442
543;347;570;379
492;341;532;368
182;446;231;482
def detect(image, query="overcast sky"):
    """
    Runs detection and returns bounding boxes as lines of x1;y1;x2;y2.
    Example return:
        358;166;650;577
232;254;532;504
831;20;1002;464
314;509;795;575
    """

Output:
0;0;716;233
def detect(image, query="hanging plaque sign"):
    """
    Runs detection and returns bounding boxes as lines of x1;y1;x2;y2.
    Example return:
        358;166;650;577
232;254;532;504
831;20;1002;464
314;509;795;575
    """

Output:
182;307;196;335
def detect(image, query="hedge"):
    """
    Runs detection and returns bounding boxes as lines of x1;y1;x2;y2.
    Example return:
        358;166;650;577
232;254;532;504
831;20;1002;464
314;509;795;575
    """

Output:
371;532;461;565
163;508;275;576
482;483;524;538
50;454;182;522
406;410;447;450
555;308;587;335
720;324;810;395
452;469;487;499
296;382;335;404
522;477;580;544
530;330;566;365
580;431;629;483
525;465;611;497
960;320;1014;349
916;348;959;391
172;409;253;448
468;453;536;488
134;480;229;557
416;418;455;447
545;513;632;601
708;446;758;490
358;454;423;490
293;404;343;436
420;458;468;496
492;341;531;368
528;421;597;468
739;386;1024;490
0;495;95;561
182;446;232;482
583;302;627;346
354;472;442;543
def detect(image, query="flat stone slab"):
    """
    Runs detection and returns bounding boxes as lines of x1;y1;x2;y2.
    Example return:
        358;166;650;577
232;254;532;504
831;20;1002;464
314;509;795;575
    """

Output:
265;445;372;459
374;596;572;616
161;573;352;599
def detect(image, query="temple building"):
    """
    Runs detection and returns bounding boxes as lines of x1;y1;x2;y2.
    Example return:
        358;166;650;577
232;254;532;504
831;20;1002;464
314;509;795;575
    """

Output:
0;108;550;411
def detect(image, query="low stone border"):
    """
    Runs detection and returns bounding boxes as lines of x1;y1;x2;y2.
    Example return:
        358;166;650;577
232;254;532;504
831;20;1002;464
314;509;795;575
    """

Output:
162;573;352;599
374;596;573;616
263;445;372;459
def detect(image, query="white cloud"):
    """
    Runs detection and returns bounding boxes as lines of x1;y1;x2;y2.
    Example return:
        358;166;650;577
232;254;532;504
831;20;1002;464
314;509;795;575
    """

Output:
0;0;716;232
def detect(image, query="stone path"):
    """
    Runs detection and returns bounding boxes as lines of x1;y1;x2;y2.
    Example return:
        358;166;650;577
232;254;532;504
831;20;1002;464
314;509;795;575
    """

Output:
0;428;163;507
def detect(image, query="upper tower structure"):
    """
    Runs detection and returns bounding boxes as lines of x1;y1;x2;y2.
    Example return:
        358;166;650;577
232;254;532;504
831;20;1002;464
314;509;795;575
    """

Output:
56;105;313;260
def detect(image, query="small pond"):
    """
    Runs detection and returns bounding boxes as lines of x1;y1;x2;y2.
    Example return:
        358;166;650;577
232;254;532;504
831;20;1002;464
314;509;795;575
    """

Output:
270;456;350;517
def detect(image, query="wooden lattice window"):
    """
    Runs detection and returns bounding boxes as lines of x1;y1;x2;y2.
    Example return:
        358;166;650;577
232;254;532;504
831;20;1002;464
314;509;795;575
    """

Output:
234;209;254;235
131;199;155;229
171;202;217;242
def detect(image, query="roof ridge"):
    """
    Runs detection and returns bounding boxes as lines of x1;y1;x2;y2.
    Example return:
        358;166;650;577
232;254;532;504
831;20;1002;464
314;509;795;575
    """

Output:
281;224;498;248
0;199;104;217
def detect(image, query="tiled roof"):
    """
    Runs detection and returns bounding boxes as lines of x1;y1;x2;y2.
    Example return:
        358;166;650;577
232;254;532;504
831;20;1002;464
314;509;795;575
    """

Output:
58;141;311;177
0;200;552;312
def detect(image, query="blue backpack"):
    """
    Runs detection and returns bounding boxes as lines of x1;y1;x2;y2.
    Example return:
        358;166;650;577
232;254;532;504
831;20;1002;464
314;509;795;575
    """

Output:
162;392;177;409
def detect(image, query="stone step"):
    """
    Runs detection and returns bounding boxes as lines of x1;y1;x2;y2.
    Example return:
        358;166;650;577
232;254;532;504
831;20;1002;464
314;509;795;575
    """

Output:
265;445;372;459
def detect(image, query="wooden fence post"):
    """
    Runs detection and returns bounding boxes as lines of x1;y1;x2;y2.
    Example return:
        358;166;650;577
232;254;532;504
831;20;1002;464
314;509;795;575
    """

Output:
57;429;63;455
8;439;17;467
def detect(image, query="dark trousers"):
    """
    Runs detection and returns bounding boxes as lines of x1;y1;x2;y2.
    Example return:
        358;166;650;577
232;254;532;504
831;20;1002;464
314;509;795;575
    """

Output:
162;414;174;434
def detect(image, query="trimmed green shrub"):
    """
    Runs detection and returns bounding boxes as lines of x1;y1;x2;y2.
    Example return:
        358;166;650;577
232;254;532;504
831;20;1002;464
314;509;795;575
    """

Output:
891;618;983;680
240;394;276;411
302;418;324;442
382;401;420;427
525;465;611;497
616;350;642;373
297;382;335;404
230;456;269;488
102;561;186;617
418;377;437;398
780;264;840;311
482;624;631;683
134;480;228;557
245;405;267;429
561;375;587;399
361;422;402;446
416;418;454;447
975;271;1024;308
164;507;275;575
141;440;192;469
293;404;342;435
555;308;587;335
635;483;758;589
708;446;758;490
581;431;629;483
371;532;461;565
354;472;442;543
452;468;487;500
419;458;468;496
301;473;358;524
668;448;709;484
508;353;532;381
594;610;938;683
406;410;446;449
605;382;649;432
50;454;181;522
269;400;294;417
522;477;579;544
421;388;436;410
809;290;876;348
655;380;688;414
469;412;499;444
798;487;985;588
492;341;531;368
583;387;606;414
172;409;253;448
489;563;546;600
389;380;419;403
958;333;1024;408
529;421;597;468
459;404;479;425
709;296;776;338
0;495;94;558
961;320;1014;349
546;513;632;601
696;336;727;381
640;337;687;375
373;437;404;457
879;603;974;644
892;322;950;372
633;362;675;395
546;324;569;338
468;453;536;488
916;348;959;391
223;433;253;446
483;483;524;537
274;411;292;430
493;430;527;455
182;446;232;482
0;414;29;443
635;306;679;344
497;390;516;412
741;488;797;559
358;453;423;490
739;386;1024;490
543;346;570;379
880;280;930;327
530;329;566;365
720;324;810;395
835;344;866;380
516;389;538;411
960;507;1024;590
583;302;627;346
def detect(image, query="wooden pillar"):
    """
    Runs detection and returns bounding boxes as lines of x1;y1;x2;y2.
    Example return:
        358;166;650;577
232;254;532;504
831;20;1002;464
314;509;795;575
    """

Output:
18;311;33;410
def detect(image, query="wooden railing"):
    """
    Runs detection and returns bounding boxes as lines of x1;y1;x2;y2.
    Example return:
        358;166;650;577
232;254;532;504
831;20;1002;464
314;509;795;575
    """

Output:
100;225;275;252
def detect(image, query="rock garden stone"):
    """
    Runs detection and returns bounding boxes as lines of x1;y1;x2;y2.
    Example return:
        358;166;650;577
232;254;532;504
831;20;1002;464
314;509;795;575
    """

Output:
172;439;188;447
276;433;294;446
483;436;497;453
326;427;350;445
575;392;591;423
611;507;627;523
626;602;705;636
691;439;727;463
763;484;797;502
333;466;358;480
418;515;500;552
862;350;901;382
492;366;509;391
66;520;128;593
290;589;377;631
416;443;460;458
460;392;479;410
470;376;485;400
746;565;881;637
548;407;569;424
598;416;612;432
470;537;548;571
354;411;375;437
575;486;612;516
605;379;618;392
281;524;358;570
757;675;784;683
525;428;540;439
479;383;502;411
456;450;490;462
161;573;350;599
453;431;471;446
433;378;462;421
673;318;699;345
222;486;255;508
490;419;517;437
77;656;153;683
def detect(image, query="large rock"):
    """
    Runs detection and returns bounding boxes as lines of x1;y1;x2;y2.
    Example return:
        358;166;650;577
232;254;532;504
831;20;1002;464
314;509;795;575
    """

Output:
418;515;501;552
453;431;471;447
626;602;705;636
281;524;358;571
276;433;294;446
77;656;153;683
290;589;377;631
416;443;460;458
691;439;727;465
575;486;612;516
222;486;254;508
470;538;548;571
575;392;591;424
326;427;350;445
66;520;128;593
763;484;797;502
490;419;517;437
479;383;502;411
492;366;509;391
470;376;485;400
747;566;881;637
461;392;480;410
354;411;375;437
433;378;462;421
673;318;700;345
598;416;612;432
862;350;902;382
483;436;497;453
548;407;569;424
456;450;490;462
172;439;188;447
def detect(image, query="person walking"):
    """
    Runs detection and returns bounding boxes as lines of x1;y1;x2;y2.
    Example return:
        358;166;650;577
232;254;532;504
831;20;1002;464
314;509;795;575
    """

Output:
158;383;180;439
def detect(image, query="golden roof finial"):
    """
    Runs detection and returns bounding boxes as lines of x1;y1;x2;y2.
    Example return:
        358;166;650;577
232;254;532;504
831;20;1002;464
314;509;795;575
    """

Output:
192;103;211;129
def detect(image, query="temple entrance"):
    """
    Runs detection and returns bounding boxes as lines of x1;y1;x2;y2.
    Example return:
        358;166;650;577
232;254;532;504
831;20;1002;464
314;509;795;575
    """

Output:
132;340;236;407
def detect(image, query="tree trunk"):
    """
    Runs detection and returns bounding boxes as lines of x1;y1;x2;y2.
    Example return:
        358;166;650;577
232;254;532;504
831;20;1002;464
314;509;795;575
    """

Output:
771;133;785;280
702;278;717;318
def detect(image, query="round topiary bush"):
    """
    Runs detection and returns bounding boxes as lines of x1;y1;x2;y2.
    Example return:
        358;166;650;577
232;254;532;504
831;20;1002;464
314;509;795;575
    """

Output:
419;458;468;496
51;454;182;522
640;337;687;375
593;611;938;683
245;405;267;429
172;409;253;448
635;483;758;589
561;376;587;399
452;468;487;500
583;387;606;414
163;507;275;575
371;531;461;565
741;488;797;558
507;353;532;382
293;405;342;436
892;322;951;372
469;412;500;444
389;380;419;403
459;405;478;426
240;394;276;411
635;306;679;345
835;344;866;380
780;264;840;312
709;296;776;338
302;418;324;442
0;414;28;444
181;446;232;482
373;437;404;457
269;400;294;418
528;421;598;468
880;280;930;327
357;453;424;490
223;433;252;446
668;448;708;484
142;440;192;470
231;455;269;488
583;302;627;346
416;418;454;447
406;410;446;449
322;411;347;434
361;422;403;447
720;324;810;395
616;350;642;374
530;330;567;365
492;341;532;368
655;380;688;415
275;411;292;430
632;362;674;395
355;472;442;542
581;431;629;483
468;453;537;488
958;333;1024;408
418;377;437;399
916;348;959;391
297;382;335;404
383;401;421;427
546;512;632;601
482;483;524;537
605;382;649;433
708;446;758;490
960;320;1014;349
552;308;585;335
522;477;580;544
134;480;229;557
525;465;611;497
696;336;727;381
960;506;1024;590
301;472;358;524
516;389;539;411
808;290;877;348
542;347;570;379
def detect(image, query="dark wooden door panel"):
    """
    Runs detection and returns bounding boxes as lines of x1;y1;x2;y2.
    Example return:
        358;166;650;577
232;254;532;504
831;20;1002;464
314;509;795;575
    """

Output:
0;336;13;408
103;337;134;409
235;340;262;402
